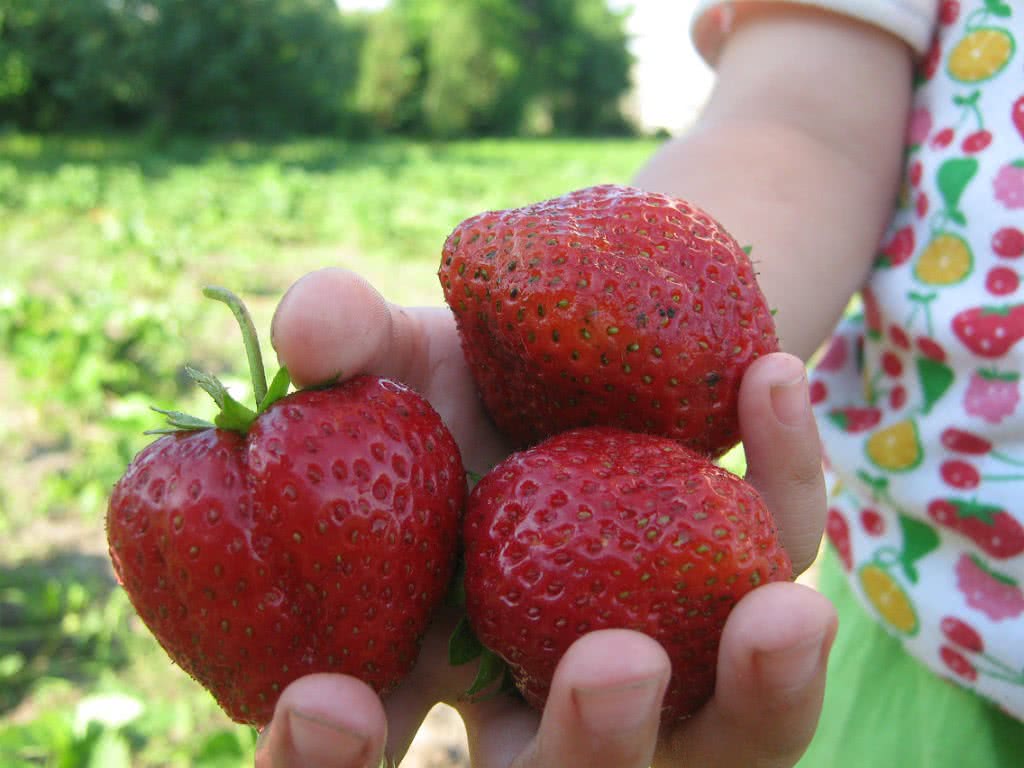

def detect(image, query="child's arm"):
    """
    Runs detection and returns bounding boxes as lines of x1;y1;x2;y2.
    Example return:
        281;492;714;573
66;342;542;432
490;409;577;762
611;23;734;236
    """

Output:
633;4;914;360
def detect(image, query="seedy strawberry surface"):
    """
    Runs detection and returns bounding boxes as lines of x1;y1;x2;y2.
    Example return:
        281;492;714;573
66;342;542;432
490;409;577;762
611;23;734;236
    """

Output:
439;184;779;457
462;426;792;721
107;375;465;726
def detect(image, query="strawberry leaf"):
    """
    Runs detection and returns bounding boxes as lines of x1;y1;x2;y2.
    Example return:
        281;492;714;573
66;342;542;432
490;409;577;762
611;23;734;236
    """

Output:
213;392;258;433
466;648;506;696
449;616;484;666
145;407;216;434
258;367;291;414
186;366;229;409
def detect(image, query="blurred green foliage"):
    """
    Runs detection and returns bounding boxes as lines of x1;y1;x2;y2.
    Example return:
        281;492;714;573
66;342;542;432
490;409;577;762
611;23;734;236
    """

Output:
0;0;634;138
0;132;657;765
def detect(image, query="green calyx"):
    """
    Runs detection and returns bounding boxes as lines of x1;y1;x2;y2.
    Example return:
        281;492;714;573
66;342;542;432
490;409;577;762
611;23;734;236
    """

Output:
146;286;291;436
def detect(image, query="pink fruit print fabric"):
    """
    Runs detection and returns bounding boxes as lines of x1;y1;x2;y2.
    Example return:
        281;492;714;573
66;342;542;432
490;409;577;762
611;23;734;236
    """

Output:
810;1;1024;721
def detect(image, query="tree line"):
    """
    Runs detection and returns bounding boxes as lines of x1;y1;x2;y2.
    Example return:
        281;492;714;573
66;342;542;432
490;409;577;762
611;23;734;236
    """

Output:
0;0;635;138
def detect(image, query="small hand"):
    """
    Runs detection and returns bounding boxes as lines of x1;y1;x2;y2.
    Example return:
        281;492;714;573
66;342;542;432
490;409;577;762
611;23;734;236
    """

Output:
257;267;836;768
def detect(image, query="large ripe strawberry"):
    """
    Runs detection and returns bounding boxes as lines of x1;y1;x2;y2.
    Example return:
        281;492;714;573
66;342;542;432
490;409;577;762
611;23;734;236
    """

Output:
459;426;791;721
106;288;465;726
438;185;779;457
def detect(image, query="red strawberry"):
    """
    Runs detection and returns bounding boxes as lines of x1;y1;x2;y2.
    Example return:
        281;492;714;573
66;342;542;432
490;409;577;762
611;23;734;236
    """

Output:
1013;95;1024;143
461;427;791;721
438;185;779;457
927;498;1024;559
106;289;465;726
952;304;1024;358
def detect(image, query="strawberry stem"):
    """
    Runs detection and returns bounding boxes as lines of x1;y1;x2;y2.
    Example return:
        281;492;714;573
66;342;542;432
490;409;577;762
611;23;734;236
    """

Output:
202;286;268;408
148;287;291;436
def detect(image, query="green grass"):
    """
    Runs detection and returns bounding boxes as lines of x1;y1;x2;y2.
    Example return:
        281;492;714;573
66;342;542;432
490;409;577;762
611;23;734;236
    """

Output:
0;132;658;766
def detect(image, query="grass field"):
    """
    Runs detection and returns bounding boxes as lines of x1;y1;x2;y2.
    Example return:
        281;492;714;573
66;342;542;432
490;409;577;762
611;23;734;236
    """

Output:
0;133;660;766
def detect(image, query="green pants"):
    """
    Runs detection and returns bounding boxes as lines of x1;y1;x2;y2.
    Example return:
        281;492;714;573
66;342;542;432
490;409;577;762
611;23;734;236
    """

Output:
797;550;1024;768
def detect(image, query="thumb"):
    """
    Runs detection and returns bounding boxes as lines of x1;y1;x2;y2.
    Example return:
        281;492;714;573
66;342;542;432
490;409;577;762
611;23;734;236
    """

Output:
738;352;826;574
270;267;427;390
254;674;387;768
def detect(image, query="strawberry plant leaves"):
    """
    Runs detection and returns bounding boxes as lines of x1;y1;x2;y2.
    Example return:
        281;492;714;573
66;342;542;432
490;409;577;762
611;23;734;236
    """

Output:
185;367;229;409
145;407;215;434
258;367;291;414
466;648;506;696
213;392;258;433
448;616;484;666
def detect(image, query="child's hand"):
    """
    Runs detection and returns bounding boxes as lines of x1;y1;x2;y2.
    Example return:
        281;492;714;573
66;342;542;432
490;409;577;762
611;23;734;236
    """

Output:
256;267;836;768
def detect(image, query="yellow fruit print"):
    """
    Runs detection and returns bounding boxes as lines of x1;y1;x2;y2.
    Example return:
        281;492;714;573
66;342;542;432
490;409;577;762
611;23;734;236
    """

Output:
948;28;1014;83
859;562;918;635
914;232;973;285
866;419;922;472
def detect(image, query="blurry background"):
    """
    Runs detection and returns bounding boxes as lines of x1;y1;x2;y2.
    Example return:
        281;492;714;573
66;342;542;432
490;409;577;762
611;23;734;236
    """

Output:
0;1;713;764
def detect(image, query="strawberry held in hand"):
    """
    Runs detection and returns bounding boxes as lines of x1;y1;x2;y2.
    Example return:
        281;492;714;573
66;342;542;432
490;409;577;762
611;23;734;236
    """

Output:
459;426;792;721
438;184;779;457
106;288;465;726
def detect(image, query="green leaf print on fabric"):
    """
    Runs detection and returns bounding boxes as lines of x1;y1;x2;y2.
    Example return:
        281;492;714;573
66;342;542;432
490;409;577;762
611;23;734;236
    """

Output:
938;157;979;225
917;356;956;414
899;514;942;584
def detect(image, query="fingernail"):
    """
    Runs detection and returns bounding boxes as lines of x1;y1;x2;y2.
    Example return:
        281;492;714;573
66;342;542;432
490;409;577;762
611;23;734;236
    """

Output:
754;631;827;693
572;676;663;733
770;369;809;426
288;709;370;768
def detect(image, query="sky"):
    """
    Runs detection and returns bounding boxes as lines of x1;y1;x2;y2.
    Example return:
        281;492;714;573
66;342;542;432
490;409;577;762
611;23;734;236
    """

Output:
335;0;714;132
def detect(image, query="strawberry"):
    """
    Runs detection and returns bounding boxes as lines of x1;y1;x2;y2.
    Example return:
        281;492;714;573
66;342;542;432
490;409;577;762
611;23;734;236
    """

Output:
438;185;779;457
106;288;465;726
459;426;791;721
927;498;1024;559
952;304;1024;358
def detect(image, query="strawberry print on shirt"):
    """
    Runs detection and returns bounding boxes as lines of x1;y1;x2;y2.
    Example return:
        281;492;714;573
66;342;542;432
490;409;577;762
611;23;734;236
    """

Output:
808;0;1024;720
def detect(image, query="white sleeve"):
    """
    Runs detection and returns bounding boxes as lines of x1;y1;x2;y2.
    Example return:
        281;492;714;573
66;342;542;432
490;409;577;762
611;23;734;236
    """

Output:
692;0;939;64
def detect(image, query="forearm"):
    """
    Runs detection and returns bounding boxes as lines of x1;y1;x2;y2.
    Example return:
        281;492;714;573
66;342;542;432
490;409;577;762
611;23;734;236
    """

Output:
633;6;914;360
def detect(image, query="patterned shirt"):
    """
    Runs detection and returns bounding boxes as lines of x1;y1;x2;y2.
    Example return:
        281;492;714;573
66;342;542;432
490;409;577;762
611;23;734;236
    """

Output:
693;0;1024;720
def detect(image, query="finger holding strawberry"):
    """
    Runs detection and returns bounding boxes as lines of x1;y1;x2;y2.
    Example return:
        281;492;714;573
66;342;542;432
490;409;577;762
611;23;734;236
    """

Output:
262;267;835;768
